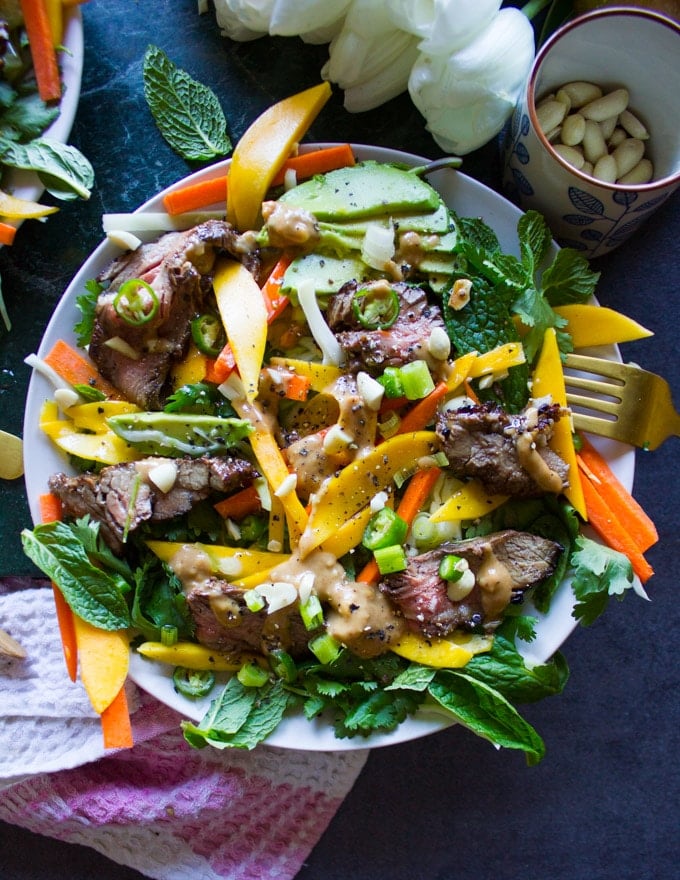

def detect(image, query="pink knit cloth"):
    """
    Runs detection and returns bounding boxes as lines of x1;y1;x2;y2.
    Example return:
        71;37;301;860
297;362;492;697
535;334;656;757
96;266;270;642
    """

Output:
0;588;368;880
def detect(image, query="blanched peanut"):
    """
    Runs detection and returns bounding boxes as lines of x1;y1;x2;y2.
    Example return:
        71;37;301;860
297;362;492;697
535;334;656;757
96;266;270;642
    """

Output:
582;120;607;164
612;137;645;178
535;79;654;184
537;99;568;134
561;113;586;146
553;143;585;169
618;158;654;185
619;109;650;140
592;154;618;183
559;81;602;108
581;88;629;122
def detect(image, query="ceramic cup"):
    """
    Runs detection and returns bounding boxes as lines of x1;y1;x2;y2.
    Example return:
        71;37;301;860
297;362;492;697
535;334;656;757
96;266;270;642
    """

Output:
502;6;680;258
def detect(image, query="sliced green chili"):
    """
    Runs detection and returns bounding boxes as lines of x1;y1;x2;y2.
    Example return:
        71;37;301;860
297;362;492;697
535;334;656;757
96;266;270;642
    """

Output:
172;666;216;698
113;278;159;326
191;313;226;357
352;285;400;330
362;507;408;552
438;554;465;582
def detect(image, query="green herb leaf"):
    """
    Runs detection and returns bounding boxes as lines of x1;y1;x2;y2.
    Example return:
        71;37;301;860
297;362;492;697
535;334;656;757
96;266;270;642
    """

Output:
0;136;94;200
570;535;637;625
74;278;104;347
21;521;131;630
143;45;231;162
540;248;600;306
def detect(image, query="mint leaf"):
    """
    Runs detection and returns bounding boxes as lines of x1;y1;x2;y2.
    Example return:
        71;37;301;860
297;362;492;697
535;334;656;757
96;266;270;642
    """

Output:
518;210;552;276
570;535;636;625
429;671;546;765
21;521;131;629
541;248;600;306
0;137;94;200
143;45;231;162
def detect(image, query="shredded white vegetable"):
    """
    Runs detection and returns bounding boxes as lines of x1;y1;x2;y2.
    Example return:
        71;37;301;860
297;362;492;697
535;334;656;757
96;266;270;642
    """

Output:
102;211;225;235
296;278;344;367
24;353;73;392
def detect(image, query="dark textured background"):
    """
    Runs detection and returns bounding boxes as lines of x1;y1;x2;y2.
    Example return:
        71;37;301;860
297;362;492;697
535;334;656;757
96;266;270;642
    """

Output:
1;2;678;878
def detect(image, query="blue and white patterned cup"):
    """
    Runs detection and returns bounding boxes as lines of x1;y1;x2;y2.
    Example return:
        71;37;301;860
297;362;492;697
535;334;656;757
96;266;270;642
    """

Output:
503;7;680;259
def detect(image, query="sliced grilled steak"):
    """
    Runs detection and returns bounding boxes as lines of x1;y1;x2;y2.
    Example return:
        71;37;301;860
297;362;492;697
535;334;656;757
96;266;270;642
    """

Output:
89;220;260;409
380;529;562;637
436;401;570;497
187;577;315;658
48;455;258;553
326;279;446;375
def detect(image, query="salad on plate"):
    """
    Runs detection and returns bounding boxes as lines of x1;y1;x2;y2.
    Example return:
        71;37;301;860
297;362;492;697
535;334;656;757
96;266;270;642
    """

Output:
21;87;656;760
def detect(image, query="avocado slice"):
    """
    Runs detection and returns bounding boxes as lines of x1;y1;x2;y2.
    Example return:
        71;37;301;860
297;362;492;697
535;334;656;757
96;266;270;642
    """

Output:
106;413;254;458
282;253;379;299
277;161;441;221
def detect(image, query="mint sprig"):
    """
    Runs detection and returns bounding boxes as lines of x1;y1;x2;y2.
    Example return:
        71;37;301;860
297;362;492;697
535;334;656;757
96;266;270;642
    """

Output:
143;45;231;162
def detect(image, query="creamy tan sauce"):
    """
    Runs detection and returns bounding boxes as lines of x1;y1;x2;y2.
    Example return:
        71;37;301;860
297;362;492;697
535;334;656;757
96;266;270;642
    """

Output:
396;231;440;269
262;200;319;248
170;543;214;593
515;432;564;493
268;549;404;658
475;544;515;620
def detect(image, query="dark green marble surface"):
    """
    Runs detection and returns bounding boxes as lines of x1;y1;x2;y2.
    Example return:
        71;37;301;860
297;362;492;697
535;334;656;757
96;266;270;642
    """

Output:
1;2;679;879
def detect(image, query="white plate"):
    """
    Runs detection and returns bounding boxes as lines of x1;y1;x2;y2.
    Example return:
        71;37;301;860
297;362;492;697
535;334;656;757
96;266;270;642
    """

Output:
7;5;84;206
23;144;634;751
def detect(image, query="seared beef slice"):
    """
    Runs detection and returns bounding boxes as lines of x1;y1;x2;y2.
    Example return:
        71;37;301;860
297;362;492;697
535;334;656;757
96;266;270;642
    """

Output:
89;220;260;409
436;402;570;497
380;530;562;637
48;455;258;553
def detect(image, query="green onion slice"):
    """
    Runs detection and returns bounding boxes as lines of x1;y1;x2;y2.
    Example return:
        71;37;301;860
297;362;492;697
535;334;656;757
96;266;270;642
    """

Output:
113;278;159;326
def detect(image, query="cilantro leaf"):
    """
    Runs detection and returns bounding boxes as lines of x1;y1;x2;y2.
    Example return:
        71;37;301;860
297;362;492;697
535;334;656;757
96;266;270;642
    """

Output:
143;45;231;162
74;278;104;347
570;535;637;625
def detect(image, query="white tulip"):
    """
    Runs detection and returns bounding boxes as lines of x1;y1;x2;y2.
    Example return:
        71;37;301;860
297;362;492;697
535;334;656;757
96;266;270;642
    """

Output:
386;0;501;55
408;7;535;155
269;0;351;38
212;0;275;41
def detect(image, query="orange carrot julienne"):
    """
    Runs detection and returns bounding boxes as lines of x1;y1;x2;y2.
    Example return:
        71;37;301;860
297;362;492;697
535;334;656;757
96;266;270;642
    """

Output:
101;684;134;750
579;475;654;583
20;0;61;102
214;484;262;520
162;176;228;216
0;222;17;246
358;466;443;584
577;435;658;553
39;492;78;682
271;143;356;187
204;340;236;385
397;381;449;434
43;338;120;397
283;371;311;402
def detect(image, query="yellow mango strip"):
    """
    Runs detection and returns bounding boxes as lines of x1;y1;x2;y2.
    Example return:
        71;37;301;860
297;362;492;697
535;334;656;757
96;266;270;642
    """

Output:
299;431;439;558
214;259;268;402
40;399;142;464
227;81;332;231
321;505;374;560
553;304;653;347
137;641;256;672
391;631;493;668
72;616;129;715
171;342;208;389
0;189;59;219
44;0;63;44
430;480;508;523
39;399;59;426
532;327;587;518
146;540;290;580
65;399;140;432
231;397;309;543
267;494;286;553
445;351;477;391
269;356;342;393
467;341;526;379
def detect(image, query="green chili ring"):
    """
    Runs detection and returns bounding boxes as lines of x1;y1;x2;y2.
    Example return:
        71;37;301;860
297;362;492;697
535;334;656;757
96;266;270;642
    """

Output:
362;506;409;552
191;313;226;357
113;278;160;326
352;285;400;330
172;666;216;698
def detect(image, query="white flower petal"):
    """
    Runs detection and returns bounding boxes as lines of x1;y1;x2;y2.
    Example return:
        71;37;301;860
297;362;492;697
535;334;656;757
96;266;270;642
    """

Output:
269;0;351;37
386;0;501;54
213;0;275;40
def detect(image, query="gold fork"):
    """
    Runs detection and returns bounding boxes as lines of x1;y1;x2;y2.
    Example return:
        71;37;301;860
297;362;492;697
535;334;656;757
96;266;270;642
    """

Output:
563;353;680;450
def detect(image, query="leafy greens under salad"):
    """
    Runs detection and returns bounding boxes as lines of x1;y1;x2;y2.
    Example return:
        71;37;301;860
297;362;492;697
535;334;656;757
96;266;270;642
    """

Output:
22;154;645;763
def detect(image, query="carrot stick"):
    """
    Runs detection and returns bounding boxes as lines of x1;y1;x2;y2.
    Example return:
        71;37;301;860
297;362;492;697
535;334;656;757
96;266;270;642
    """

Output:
0;222;17;246
20;0;61;102
577;436;658;552
204;341;236;385
162;176;228;216
214;484;262;520
43;338;120;397
358;466;443;584
100;684;134;749
397;381;449;434
283;372;311;401
39;492;78;681
162;146;355;216
579;475;654;583
270;143;356;187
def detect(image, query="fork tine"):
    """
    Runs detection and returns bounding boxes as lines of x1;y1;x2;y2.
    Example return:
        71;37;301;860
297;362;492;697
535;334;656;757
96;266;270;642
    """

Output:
570;412;629;441
564;353;628;380
566;392;621;417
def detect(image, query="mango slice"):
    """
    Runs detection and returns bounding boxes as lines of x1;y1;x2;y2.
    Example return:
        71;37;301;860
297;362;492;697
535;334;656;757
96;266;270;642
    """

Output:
554;304;653;347
73;616;129;714
391;631;493;668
